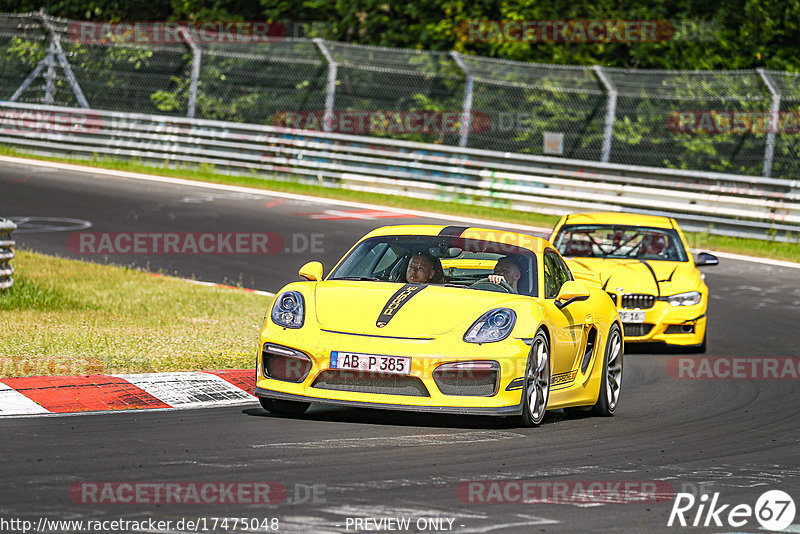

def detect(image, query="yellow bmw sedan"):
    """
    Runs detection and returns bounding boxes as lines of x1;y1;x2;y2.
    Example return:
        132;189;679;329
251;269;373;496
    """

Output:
550;212;718;352
255;225;622;426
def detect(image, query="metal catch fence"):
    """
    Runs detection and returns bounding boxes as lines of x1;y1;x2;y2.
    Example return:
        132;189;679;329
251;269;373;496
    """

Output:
1;11;799;180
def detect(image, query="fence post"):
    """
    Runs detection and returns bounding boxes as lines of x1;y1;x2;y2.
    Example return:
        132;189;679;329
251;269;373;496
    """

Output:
43;40;56;104
757;68;781;178
592;65;617;163
314;39;337;132
0;218;18;291
450;51;474;149
38;10;90;108
180;26;202;119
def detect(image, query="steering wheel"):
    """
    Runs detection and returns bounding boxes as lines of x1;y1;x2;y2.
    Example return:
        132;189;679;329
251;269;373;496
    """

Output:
388;255;411;282
470;278;514;293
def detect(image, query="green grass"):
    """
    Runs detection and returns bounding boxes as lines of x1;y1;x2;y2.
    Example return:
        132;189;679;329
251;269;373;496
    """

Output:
0;250;268;378
2;144;798;263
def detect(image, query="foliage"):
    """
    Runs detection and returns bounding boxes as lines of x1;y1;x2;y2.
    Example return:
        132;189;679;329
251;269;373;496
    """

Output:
2;1;799;176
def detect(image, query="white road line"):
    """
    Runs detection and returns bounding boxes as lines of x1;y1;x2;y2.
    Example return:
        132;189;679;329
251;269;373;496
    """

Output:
253;431;524;449
3;154;797;269
181;278;274;296
700;250;800;270
0;155;549;233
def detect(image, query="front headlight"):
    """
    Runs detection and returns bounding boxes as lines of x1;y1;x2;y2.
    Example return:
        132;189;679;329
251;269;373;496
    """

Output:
271;291;305;328
464;308;516;343
665;291;702;307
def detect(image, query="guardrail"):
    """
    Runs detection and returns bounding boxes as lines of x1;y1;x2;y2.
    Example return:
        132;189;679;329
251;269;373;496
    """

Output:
0;101;798;242
0;218;17;290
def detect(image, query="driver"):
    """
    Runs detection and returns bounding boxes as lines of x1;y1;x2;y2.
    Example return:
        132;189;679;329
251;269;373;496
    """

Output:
406;251;444;284
638;234;668;257
487;256;521;293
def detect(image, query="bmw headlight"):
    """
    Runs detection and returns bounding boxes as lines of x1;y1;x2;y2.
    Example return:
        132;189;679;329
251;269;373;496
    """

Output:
271;291;305;328
464;308;516;343
666;291;702;307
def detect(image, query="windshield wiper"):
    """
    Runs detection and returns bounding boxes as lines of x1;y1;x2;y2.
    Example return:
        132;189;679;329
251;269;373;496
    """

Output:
332;276;384;282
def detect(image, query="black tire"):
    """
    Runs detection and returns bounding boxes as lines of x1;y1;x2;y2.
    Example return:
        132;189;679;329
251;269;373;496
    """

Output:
519;330;550;427
592;323;623;416
259;397;310;416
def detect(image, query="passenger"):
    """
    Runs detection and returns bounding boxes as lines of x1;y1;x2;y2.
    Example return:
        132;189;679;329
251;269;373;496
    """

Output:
488;256;522;293
406;251;444;284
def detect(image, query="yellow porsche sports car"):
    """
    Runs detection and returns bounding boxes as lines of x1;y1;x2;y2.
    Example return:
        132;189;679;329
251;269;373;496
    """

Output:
550;213;718;352
255;225;622;426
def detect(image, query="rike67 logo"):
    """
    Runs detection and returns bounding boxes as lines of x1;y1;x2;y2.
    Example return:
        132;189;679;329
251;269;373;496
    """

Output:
668;490;796;531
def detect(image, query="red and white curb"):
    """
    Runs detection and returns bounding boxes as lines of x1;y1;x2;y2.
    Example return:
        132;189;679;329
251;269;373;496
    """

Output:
0;369;258;417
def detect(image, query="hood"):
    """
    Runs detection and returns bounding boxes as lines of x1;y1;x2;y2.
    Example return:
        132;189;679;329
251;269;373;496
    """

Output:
566;258;701;296
313;281;516;337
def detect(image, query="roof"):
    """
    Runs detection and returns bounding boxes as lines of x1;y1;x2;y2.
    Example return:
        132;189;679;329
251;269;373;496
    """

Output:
560;212;676;230
360;225;550;253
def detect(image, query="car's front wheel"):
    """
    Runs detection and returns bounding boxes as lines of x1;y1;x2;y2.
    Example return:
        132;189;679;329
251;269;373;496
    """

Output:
592;323;622;416
520;330;550;427
259;397;310;416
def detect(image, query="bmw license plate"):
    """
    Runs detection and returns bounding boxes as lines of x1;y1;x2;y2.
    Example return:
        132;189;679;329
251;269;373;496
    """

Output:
619;310;646;323
330;351;411;375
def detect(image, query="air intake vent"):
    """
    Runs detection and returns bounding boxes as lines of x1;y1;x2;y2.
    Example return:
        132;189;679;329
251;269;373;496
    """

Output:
312;370;429;397
621;294;655;309
665;324;695;334
622;323;654;337
581;328;598;374
263;345;312;383
432;362;499;397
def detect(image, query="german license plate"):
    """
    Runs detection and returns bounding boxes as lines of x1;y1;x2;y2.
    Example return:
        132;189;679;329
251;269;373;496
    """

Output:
330;351;411;375
619;310;646;323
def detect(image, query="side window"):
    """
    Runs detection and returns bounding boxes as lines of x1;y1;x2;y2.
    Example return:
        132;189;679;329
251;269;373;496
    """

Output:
544;249;572;298
543;251;557;299
373;245;400;274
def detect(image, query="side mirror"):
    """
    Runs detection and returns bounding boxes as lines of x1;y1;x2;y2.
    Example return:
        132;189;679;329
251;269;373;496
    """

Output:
299;261;323;281
555;281;590;309
695;252;719;267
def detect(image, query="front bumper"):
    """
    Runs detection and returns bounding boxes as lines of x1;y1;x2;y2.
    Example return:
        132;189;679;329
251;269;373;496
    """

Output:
620;302;706;346
254;387;523;416
255;325;531;415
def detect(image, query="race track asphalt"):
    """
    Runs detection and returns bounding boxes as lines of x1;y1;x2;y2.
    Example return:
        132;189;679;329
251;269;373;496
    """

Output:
1;158;799;533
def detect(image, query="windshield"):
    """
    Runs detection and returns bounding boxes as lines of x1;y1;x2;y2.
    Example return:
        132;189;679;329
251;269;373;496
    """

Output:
329;235;538;296
553;224;688;262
